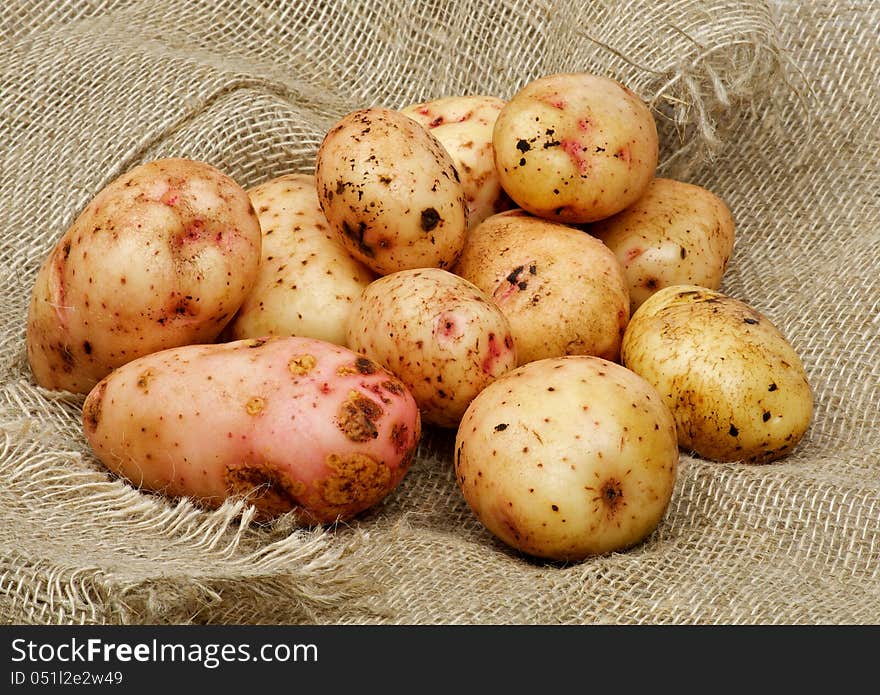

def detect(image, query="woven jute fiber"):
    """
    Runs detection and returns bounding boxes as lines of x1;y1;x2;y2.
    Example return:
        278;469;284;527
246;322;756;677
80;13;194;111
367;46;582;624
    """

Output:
1;0;877;624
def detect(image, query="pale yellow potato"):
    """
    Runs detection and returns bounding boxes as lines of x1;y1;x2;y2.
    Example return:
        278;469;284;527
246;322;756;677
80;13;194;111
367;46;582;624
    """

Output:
621;285;813;463
226;173;375;346
455;355;678;561
401;95;513;229
453;210;629;365
347;268;516;428
589;178;735;312
26;158;261;394
316;108;468;275
494;72;658;224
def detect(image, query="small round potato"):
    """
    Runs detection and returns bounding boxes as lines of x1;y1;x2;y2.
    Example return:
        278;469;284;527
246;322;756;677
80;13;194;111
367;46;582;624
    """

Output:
27;158;261;394
589;178;735;312
455;355;679;561
493;72;658;223
316;108;468;275
453;210;630;365
347;268;516;428
226;173;375;345
401;95;513;229
621;285;813;463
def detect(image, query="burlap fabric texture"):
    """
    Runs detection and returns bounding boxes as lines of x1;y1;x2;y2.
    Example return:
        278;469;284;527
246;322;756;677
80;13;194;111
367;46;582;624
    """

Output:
1;0;877;624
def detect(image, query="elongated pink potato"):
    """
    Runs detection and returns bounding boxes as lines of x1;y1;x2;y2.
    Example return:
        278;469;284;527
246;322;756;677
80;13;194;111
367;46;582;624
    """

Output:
82;336;421;523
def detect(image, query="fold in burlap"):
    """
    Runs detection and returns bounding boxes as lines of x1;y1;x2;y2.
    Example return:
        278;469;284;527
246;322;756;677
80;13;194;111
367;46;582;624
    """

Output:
1;0;877;624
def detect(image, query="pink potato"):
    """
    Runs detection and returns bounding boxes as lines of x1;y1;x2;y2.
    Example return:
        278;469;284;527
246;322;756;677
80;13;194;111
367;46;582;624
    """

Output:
82;336;422;523
27;158;262;394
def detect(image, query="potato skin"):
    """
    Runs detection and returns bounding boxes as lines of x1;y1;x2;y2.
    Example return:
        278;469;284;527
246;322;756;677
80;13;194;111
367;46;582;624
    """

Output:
226;173;375;345
26;158;261;394
82;336;421;523
621;285;813;463
401;95;513;229
589;178;735;312
453;210;629;365
493;72;658;224
455;356;678;561
347;268;516;428
315;108;468;275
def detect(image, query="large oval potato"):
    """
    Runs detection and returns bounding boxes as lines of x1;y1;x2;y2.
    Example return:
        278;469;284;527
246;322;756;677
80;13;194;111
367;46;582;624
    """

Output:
456;355;678;561
27;158;261;394
347;268;516;427
82;336;421;523
226;173;375;345
315;108;468;275
453;210;630;365
493;72;658;224
589;178;735;312
401;95;513;229
621;285;813;463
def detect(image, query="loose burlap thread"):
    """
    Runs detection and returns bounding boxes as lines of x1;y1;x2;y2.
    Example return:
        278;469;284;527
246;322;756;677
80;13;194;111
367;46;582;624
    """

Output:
1;0;877;624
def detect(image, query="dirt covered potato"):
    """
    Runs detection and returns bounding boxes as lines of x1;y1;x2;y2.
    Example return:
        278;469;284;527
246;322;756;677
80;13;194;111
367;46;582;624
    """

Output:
26;157;261;394
316;108;468;275
454;210;629;365
401;95;512;229
455;355;678;561
622;285;813;463
347;268;516;427
589;178;735;312
82;336;421;523
226;173;375;345
493;72;658;223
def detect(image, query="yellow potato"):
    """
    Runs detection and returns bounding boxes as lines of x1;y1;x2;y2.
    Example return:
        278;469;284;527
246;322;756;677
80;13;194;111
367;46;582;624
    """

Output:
621;285;813;463
316;108;468;275
227;174;375;346
347;268;516;427
401;95;513;229
26;158;261;394
493;72;658;224
453;210;629;365
455;355;678;561
589;178;735;312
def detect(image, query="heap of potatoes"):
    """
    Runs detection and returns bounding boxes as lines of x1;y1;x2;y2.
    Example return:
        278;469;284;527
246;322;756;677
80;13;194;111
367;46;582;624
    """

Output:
26;72;813;562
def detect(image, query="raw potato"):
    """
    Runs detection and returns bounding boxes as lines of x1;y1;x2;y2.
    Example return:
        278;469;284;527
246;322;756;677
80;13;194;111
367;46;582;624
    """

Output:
621;285;813;463
82;336;421;523
316;108;468;275
401;95;513;229
493;72;658;223
226;173;375;345
455;355;678;561
347;268;517;427
589;178;735;312
453;210;630;365
26;157;261;394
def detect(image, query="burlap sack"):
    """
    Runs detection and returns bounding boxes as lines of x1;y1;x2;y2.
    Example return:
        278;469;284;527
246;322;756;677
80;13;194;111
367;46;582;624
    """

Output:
1;0;877;624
